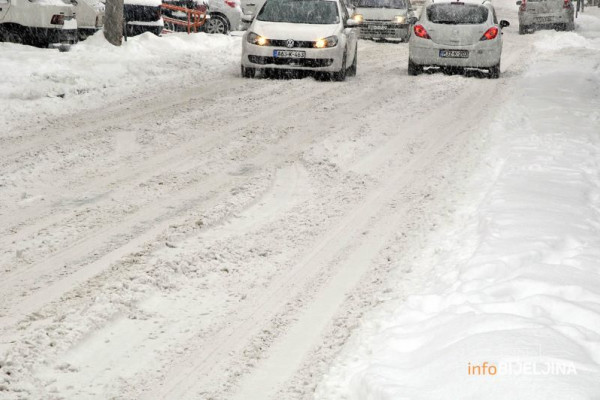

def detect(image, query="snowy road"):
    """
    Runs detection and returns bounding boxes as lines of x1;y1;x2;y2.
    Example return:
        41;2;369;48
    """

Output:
1;1;597;399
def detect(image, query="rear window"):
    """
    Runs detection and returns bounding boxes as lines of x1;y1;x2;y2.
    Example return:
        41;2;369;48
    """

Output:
258;0;340;24
356;0;407;8
426;3;489;24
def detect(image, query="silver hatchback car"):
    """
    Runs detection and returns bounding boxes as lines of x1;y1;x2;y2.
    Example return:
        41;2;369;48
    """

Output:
516;0;574;34
353;0;418;42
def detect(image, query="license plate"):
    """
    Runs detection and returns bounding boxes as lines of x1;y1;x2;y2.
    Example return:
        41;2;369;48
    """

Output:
534;17;552;22
439;49;469;58
273;50;306;58
371;25;387;30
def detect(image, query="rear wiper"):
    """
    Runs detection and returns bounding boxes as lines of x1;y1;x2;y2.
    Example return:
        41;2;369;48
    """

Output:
434;20;458;24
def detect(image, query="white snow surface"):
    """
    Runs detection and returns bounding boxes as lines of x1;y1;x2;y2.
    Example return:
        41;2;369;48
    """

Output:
1;3;600;400
316;9;600;400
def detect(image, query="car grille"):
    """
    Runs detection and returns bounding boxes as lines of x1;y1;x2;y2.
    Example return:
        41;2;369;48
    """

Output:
268;40;315;48
248;56;334;68
124;5;161;22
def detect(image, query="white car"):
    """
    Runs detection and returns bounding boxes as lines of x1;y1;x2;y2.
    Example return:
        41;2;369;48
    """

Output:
408;0;509;78
0;0;78;48
205;0;244;33
354;0;418;42
241;0;360;81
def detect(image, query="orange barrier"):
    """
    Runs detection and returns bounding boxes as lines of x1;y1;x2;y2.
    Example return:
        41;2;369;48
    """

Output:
161;3;208;34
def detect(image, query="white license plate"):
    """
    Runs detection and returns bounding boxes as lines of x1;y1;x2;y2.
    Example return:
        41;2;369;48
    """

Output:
439;49;469;58
371;25;387;30
273;50;306;58
535;17;553;22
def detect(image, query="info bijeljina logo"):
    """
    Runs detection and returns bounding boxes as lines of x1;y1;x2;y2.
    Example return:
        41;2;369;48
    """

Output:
467;344;578;377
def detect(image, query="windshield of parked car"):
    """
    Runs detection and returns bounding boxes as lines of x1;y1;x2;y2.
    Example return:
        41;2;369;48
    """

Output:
427;3;488;24
356;0;407;8
257;0;340;24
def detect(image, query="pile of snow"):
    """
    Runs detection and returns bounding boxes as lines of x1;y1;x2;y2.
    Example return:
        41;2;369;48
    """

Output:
316;11;600;400
0;31;240;133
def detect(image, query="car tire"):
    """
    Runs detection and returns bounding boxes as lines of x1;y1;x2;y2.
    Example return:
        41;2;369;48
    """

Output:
206;14;230;34
331;51;348;82
347;47;358;77
489;63;500;79
408;59;422;76
241;65;256;78
518;24;529;34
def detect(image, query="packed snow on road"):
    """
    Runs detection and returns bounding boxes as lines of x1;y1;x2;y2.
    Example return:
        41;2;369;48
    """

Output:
1;1;599;399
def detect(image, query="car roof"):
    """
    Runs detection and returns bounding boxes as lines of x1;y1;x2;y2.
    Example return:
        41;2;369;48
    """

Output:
423;0;492;6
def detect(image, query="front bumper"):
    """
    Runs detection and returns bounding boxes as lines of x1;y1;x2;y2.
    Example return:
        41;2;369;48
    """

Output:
126;19;164;36
360;22;410;40
242;41;344;72
409;38;501;68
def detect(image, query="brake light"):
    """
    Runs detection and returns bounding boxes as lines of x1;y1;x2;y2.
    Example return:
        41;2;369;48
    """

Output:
196;3;207;12
563;0;571;9
414;24;431;39
519;0;527;11
50;14;65;25
225;0;236;7
480;26;499;40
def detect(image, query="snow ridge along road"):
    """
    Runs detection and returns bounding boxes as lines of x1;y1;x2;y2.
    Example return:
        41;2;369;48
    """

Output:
1;5;545;399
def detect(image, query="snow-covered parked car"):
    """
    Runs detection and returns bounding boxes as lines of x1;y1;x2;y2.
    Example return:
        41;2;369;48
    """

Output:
241;0;360;81
516;0;574;34
204;0;243;34
74;0;105;40
0;0;78;47
124;0;164;36
353;0;418;42
408;0;509;78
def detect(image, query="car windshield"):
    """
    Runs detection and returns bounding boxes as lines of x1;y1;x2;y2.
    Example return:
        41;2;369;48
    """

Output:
427;3;488;24
356;0;407;8
257;0;340;24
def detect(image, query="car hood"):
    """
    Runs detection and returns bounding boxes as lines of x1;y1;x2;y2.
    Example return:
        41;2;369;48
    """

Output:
356;7;407;20
251;20;339;40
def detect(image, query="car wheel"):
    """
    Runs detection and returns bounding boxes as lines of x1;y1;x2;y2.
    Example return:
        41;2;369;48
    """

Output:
347;47;358;77
331;51;347;82
518;24;529;34
206;14;230;34
241;65;256;78
489;63;500;79
408;59;422;76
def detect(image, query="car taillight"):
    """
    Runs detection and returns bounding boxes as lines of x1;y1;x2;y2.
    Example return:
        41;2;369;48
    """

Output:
563;0;571;8
480;26;499;41
414;24;431;39
196;4;207;12
225;0;236;7
50;14;65;25
519;0;527;11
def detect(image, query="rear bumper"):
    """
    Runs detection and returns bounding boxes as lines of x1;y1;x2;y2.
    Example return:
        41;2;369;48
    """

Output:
409;38;501;68
519;10;574;26
359;23;410;40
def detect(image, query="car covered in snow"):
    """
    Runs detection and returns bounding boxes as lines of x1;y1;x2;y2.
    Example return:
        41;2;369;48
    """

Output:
408;0;509;78
241;0;360;81
0;0;78;47
516;0;574;34
353;0;417;42
74;0;105;40
124;0;164;36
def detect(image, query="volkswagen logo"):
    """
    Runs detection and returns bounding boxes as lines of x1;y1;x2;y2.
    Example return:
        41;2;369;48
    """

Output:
286;39;295;48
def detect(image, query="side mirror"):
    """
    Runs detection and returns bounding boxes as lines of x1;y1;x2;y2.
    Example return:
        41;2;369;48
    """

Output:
345;18;360;27
408;16;418;24
515;1;521;4
242;14;254;23
500;20;510;28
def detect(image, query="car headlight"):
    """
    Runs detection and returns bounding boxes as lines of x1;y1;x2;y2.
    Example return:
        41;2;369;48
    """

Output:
395;15;406;24
353;14;364;23
247;32;269;46
314;35;338;48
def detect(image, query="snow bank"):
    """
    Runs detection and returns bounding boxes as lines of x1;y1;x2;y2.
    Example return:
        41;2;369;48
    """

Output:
0;31;240;134
316;11;600;400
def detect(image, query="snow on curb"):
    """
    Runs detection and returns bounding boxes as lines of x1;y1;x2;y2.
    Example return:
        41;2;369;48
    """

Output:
316;13;600;400
0;31;240;133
